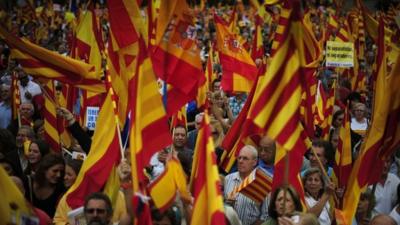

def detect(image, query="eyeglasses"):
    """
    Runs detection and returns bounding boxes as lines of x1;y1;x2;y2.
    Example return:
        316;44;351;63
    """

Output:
237;156;253;161
85;208;106;214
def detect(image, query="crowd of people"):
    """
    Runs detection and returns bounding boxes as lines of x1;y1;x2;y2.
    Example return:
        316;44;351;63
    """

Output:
1;0;400;225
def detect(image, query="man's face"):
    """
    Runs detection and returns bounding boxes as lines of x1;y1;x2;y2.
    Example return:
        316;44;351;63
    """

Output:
258;137;276;165
19;103;33;119
0;86;10;101
18;72;29;87
309;146;327;168
173;127;187;148
16;128;30;148
85;199;111;225
237;147;257;175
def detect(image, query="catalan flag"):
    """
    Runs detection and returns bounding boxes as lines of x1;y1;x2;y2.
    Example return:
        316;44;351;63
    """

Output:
234;168;273;204
42;80;63;152
220;74;261;173
190;111;225;225
251;15;265;62
314;80;336;139
214;14;258;93
341;17;400;224
0;26;105;93
333;107;352;197
152;0;203;115
242;0;319;196
148;157;189;211
327;14;351;42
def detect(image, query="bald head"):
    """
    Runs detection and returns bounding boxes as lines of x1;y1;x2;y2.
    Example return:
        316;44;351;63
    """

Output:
11;176;25;195
370;214;396;225
258;136;276;165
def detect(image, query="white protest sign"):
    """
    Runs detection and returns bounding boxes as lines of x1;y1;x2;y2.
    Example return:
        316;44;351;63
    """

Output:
86;106;99;130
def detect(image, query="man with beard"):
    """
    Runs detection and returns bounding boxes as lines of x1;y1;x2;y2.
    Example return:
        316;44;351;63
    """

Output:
84;193;113;225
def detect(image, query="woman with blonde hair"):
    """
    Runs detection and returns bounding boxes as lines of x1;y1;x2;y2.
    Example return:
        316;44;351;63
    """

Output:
351;102;368;137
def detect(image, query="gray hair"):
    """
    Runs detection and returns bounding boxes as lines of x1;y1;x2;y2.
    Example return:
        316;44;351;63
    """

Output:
240;145;258;159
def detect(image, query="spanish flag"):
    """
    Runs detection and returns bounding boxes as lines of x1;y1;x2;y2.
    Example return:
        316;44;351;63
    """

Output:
190;111;226;225
214;14;257;93
152;0;203;115
65;91;121;209
129;37;171;188
148;157;189;211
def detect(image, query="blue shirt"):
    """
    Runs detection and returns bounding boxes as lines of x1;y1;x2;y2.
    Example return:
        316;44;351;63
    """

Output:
257;160;274;177
0;102;11;129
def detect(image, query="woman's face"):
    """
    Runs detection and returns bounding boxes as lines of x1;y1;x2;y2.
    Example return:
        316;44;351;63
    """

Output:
305;172;323;197
353;106;365;121
64;165;77;188
45;164;64;185
333;113;344;128
28;143;41;164
275;189;295;216
357;195;370;214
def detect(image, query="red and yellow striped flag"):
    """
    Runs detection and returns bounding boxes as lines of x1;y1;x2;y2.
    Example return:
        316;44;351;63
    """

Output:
327;14;351;42
243;0;319;196
0;26;105;94
214;14;257;93
148;157;189;211
251;15;265;62
333;107;352;192
152;0;203;115
42;80;63;152
190;111;225;225
234;168;273;204
341;17;400;224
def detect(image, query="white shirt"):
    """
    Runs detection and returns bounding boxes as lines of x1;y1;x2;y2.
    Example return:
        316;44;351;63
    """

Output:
149;152;166;180
224;172;269;225
389;205;400;225
18;80;42;103
305;196;331;225
351;117;368;135
373;173;400;215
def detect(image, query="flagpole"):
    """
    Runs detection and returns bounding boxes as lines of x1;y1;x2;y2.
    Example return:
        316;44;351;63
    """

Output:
283;149;289;216
104;68;125;160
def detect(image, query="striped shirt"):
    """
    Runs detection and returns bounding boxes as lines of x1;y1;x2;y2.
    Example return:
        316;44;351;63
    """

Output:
224;172;269;225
